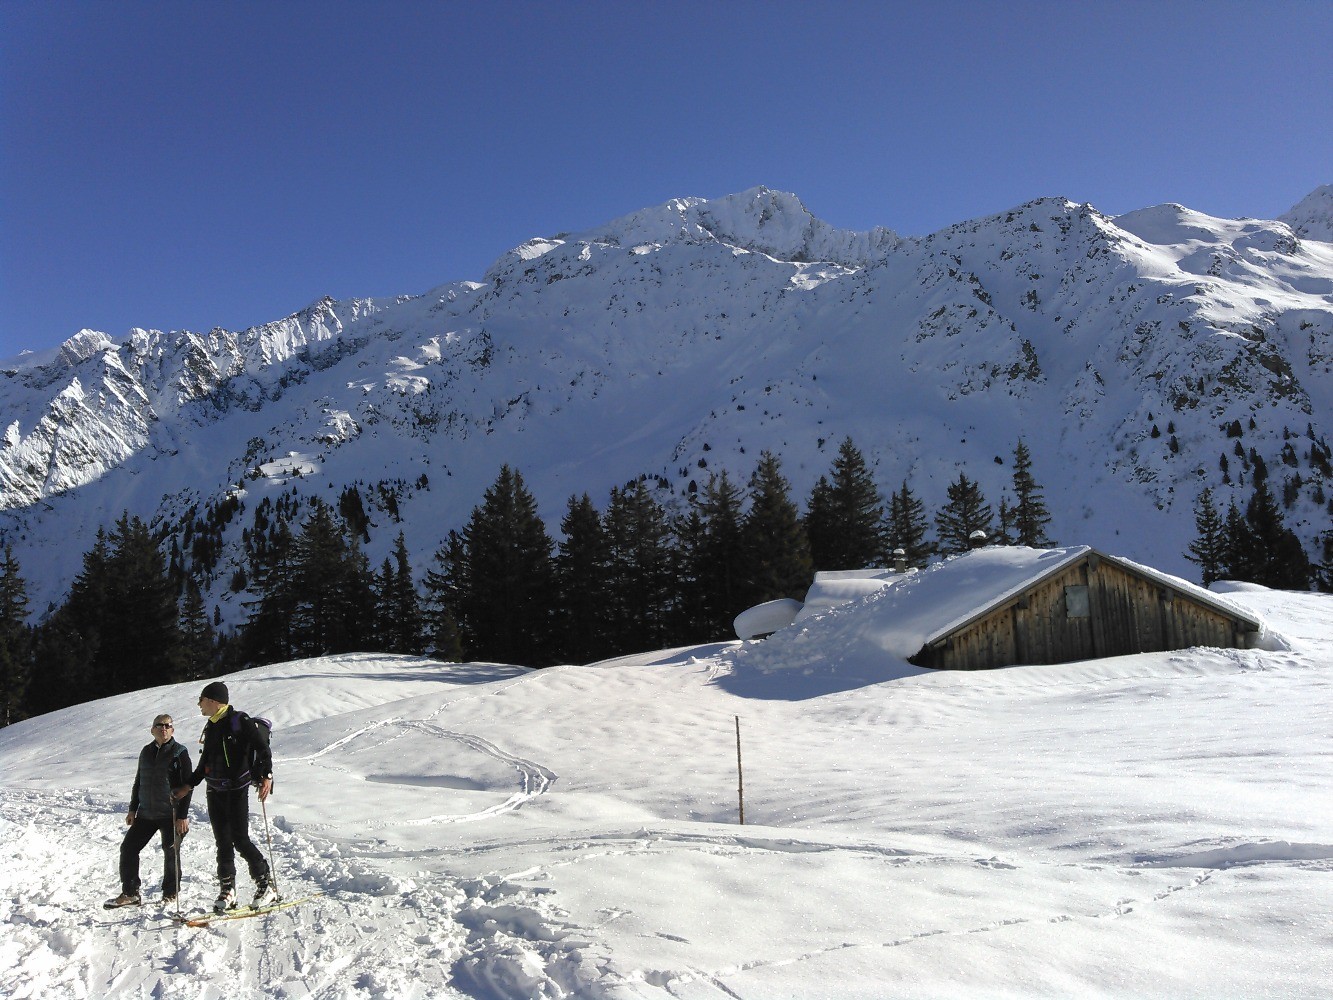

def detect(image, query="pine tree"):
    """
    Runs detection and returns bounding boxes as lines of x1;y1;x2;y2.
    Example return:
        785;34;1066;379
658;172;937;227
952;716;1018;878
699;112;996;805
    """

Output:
375;533;425;655
458;466;555;665
424;530;467;661
26;532;106;714
684;472;747;639
1010;439;1053;547
552;494;612;663
288;502;376;657
341;533;378;651
242;518;299;666
69;528;112;633
289;503;351;656
0;546;32;726
741;451;812;604
994;497;1015;546
804;438;888;570
603;480;675;654
885;480;931;568
27;612;95;716
338;486;372;542
432;605;465;662
28;517;185;706
394;532;426;654
1239;480;1310;589
1184;488;1228;586
934;473;994;555
373;556;395;650
99;514;187;693
672;498;712;641
1220;500;1248;581
804;475;835;568
178;577;218;681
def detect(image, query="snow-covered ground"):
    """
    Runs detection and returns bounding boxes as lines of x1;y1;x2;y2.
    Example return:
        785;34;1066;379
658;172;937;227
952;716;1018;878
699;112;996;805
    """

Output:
1;583;1330;999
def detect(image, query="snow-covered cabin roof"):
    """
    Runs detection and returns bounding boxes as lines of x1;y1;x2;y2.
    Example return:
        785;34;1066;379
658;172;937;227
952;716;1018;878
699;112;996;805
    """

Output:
794;568;901;622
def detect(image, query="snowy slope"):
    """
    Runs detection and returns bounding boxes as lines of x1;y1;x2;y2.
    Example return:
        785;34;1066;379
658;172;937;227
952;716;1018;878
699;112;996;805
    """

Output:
1;584;1329;998
1;185;1331;617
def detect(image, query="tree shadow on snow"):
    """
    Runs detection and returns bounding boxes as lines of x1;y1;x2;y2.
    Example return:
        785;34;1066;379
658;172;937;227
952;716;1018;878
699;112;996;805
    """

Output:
245;663;533;688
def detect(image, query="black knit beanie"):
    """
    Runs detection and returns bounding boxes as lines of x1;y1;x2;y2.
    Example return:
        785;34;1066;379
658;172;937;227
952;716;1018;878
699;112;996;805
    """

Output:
200;681;229;703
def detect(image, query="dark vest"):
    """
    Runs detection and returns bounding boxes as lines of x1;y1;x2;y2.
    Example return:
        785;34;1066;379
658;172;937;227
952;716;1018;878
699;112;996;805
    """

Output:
137;740;186;820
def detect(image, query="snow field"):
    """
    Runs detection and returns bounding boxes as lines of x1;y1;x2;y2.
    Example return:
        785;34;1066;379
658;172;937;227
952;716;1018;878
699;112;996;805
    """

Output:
1;588;1330;997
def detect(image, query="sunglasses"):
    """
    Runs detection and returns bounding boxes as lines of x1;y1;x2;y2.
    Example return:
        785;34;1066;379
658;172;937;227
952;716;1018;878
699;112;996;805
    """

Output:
152;723;174;729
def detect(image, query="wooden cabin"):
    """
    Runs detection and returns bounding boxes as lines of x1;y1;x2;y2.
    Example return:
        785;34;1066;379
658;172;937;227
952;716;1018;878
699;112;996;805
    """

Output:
908;548;1261;671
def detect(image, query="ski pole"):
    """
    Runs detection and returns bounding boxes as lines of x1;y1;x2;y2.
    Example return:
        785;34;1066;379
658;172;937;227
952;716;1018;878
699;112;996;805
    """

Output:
172;817;183;919
258;790;281;901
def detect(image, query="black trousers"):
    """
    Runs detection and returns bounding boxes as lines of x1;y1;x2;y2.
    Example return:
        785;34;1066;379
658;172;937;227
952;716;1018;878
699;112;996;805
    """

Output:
119;816;184;896
206;787;269;890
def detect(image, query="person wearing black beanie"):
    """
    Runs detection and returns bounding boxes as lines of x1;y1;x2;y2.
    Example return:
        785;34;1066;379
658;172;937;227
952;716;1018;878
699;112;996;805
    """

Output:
175;683;275;914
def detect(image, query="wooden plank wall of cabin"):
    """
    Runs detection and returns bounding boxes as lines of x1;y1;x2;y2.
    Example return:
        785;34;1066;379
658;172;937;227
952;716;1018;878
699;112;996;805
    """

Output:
942;563;1096;669
1089;561;1167;656
922;557;1252;671
1093;562;1242;653
1016;564;1095;665
1164;597;1240;648
940;604;1018;670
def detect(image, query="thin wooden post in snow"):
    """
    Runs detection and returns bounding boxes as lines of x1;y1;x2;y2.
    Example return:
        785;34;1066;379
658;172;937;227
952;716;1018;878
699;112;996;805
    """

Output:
735;715;745;825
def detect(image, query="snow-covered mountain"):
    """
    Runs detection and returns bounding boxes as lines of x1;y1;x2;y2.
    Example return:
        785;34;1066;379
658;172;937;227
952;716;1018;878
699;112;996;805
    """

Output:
1281;184;1333;242
2;185;1331;618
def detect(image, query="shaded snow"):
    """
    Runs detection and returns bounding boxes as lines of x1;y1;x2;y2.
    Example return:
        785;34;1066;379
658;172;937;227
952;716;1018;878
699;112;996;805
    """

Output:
733;597;801;640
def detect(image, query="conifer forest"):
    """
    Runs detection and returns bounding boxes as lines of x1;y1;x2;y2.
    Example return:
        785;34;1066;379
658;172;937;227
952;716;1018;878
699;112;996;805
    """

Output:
0;436;1323;725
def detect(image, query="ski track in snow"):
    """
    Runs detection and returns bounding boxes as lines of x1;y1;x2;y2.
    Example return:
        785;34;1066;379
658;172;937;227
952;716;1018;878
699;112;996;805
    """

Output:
4;782;1331;999
281;715;557;831
447;835;1329;999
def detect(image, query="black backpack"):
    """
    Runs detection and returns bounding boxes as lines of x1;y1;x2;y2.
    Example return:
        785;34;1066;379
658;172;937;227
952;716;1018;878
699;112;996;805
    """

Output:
231;711;274;791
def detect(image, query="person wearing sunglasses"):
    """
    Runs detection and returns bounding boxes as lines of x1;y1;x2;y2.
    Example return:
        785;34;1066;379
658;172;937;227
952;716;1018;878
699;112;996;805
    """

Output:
104;714;193;908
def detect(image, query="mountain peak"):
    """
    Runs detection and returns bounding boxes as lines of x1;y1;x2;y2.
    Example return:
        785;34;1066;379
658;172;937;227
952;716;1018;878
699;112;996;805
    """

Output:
1;329;109;372
692;186;891;263
1280;184;1333;242
577;187;899;267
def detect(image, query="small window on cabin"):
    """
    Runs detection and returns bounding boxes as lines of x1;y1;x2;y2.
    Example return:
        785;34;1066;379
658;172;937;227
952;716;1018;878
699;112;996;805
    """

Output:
1064;585;1090;618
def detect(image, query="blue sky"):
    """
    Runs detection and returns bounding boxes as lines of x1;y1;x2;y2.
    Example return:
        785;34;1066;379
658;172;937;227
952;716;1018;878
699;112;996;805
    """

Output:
2;0;1330;361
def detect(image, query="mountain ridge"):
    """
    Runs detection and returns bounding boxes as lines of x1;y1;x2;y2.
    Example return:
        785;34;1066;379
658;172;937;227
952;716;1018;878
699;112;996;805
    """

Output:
2;185;1330;618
